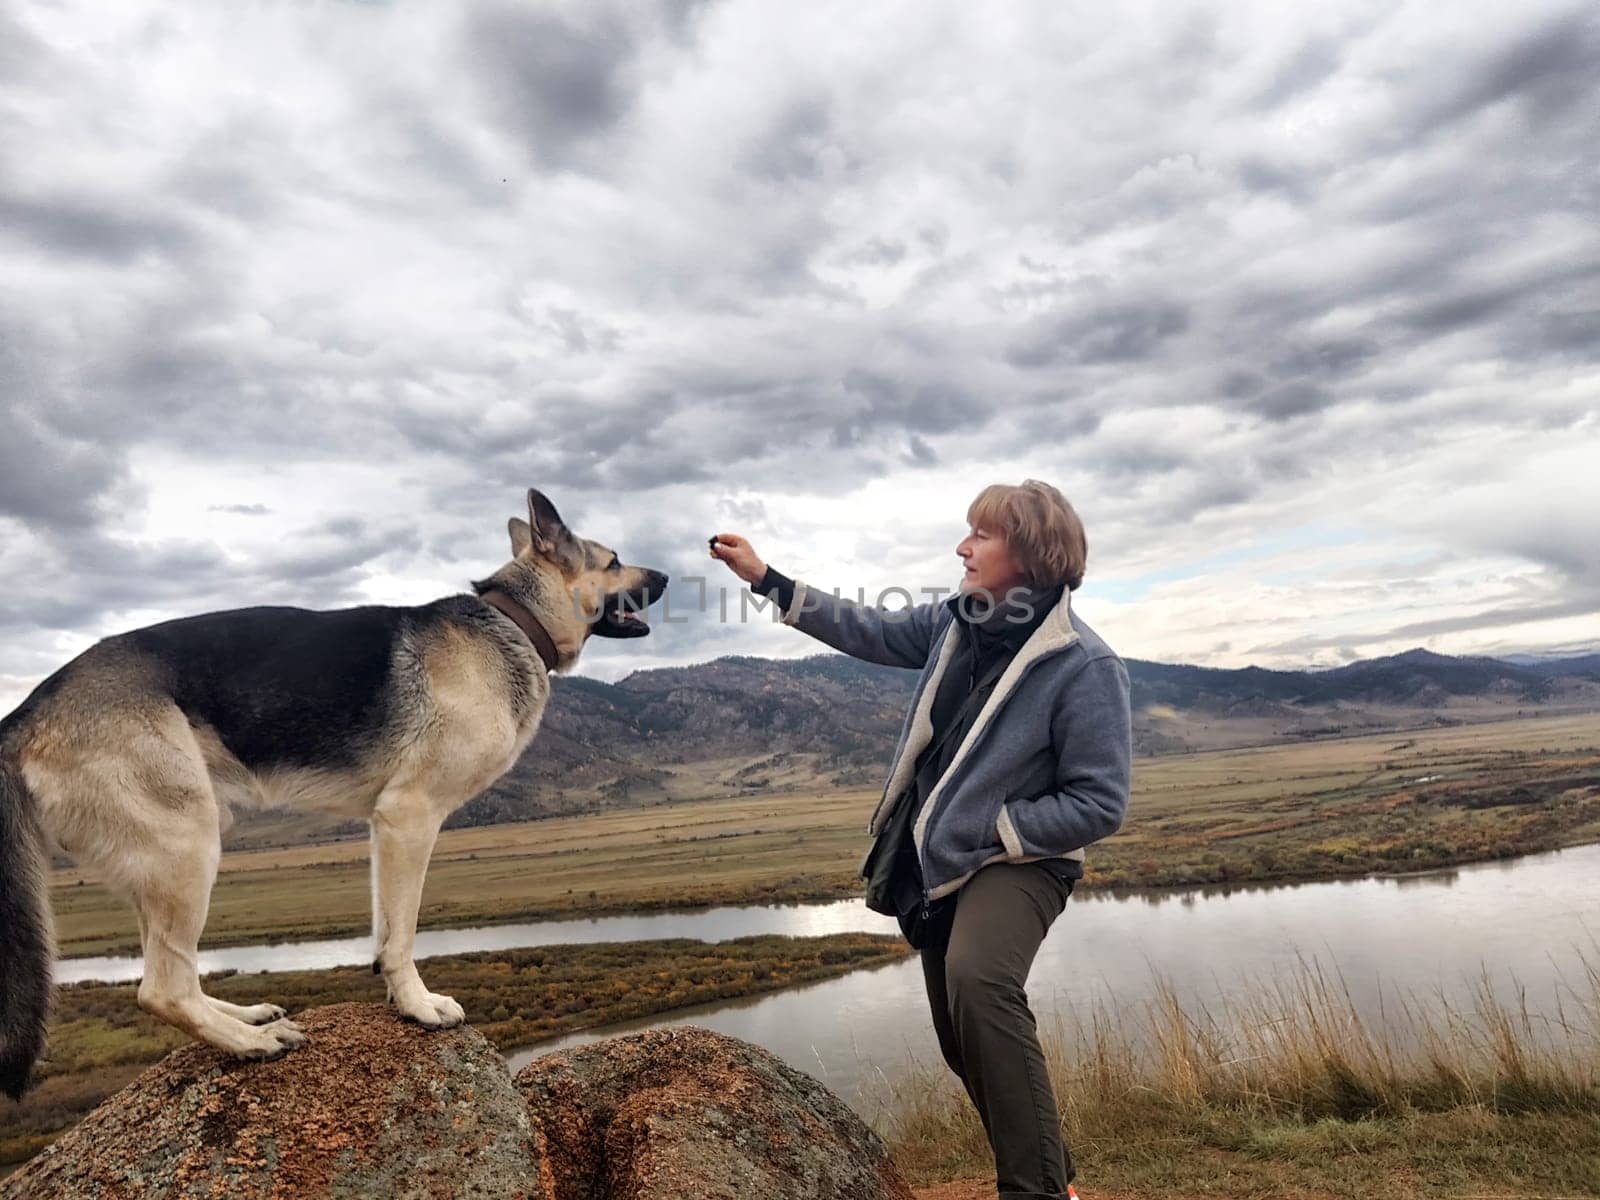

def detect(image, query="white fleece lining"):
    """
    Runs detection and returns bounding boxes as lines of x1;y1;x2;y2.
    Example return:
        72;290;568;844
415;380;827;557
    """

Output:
911;591;1080;861
996;803;1025;858
866;616;961;835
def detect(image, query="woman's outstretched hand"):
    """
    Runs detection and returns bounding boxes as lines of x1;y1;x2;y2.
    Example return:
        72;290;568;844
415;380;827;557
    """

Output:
709;532;767;586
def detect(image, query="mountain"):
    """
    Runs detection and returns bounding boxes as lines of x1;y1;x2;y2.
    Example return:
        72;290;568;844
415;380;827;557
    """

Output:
1126;647;1600;708
455;654;919;826
220;646;1600;847
1499;652;1600;677
450;646;1600;826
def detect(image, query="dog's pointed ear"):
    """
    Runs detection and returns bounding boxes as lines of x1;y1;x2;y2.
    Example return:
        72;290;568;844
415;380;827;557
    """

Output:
508;518;533;557
526;489;567;554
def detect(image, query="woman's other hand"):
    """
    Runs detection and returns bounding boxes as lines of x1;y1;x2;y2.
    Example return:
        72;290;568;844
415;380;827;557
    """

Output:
709;533;767;586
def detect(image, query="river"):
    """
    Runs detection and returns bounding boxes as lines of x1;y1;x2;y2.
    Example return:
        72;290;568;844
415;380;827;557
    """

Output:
58;844;1600;1115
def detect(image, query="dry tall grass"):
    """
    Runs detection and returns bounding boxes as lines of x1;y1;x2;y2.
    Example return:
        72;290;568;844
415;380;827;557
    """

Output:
882;948;1600;1197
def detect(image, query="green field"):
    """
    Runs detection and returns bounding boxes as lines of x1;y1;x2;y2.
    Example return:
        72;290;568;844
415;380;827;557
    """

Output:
48;712;1600;957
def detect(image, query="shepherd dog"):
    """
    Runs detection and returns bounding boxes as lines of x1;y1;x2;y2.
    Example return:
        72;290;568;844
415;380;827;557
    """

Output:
0;489;667;1096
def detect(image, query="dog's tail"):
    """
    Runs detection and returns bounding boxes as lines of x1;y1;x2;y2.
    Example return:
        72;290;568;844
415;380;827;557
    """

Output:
0;756;53;1100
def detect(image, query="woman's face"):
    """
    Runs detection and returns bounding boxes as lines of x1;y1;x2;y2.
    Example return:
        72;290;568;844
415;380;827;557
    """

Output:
956;524;1026;596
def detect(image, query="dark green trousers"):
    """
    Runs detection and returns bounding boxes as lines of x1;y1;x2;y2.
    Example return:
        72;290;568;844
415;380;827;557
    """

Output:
920;862;1074;1199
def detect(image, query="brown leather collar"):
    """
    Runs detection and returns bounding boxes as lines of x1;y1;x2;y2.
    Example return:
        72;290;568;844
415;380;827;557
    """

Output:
480;589;561;673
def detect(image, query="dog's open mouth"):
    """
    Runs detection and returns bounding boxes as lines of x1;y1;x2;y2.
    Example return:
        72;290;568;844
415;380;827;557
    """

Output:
592;593;654;638
590;570;667;640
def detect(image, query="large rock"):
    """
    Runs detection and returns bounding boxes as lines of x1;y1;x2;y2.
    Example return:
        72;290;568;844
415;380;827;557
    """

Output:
515;1026;915;1200
3;1004;539;1199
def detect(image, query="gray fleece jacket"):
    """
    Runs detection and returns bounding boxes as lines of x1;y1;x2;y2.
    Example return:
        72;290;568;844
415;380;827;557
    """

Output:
778;581;1131;902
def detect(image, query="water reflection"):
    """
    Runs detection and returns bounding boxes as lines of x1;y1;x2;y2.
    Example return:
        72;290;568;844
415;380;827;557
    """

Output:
496;844;1600;1113
1078;863;1470;908
1391;869;1457;889
54;899;900;984
53;842;1600;1117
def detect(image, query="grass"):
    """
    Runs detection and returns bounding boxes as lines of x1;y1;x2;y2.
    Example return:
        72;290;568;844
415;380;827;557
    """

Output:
1097;712;1600;891
16;712;1600;1192
48;790;879;956
0;932;912;1171
879;950;1600;1199
47;711;1600;957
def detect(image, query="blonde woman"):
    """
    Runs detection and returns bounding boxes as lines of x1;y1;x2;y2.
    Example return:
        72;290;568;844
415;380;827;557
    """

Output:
712;480;1130;1200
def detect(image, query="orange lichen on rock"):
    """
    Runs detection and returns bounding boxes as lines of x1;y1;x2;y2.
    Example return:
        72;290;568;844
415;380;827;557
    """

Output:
1;1004;539;1199
515;1025;916;1200
4;1006;923;1200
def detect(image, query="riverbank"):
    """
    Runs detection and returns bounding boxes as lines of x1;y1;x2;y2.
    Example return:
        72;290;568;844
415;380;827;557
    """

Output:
16;859;1600;1196
47;712;1600;958
888;959;1600;1199
0;933;912;1172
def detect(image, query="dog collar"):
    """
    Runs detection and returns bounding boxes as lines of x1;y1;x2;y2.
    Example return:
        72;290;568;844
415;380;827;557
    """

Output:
480;589;561;674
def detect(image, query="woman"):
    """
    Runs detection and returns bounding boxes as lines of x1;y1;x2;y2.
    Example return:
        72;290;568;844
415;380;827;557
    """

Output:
710;479;1130;1200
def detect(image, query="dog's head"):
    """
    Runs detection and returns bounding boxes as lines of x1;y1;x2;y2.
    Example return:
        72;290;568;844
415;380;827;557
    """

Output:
480;489;668;669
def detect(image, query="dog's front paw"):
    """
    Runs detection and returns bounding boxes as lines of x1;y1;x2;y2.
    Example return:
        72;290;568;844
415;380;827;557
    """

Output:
237;1018;309;1060
238;1002;288;1026
425;992;466;1028
394;990;465;1030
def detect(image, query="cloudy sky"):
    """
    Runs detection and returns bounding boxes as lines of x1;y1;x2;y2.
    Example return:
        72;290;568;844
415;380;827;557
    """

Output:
2;0;1597;708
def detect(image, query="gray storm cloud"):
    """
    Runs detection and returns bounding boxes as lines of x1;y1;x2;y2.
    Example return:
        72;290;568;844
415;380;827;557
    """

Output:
0;0;1595;704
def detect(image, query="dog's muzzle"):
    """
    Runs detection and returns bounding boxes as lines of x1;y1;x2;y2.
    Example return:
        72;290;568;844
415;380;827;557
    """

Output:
592;570;669;638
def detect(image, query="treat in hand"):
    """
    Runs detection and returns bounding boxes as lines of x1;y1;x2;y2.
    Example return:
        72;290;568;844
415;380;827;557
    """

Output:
707;532;766;585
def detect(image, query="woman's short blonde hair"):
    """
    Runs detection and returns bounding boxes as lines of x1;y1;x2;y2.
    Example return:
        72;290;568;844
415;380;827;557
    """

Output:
966;480;1088;591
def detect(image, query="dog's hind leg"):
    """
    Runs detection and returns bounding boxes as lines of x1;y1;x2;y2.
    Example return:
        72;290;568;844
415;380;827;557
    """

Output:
34;694;307;1059
134;909;284;1027
133;817;307;1058
205;996;288;1025
370;791;463;1029
112;720;306;1058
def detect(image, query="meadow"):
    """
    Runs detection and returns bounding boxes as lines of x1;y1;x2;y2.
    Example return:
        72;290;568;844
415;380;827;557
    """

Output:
13;711;1600;1191
48;711;1600;957
885;952;1600;1199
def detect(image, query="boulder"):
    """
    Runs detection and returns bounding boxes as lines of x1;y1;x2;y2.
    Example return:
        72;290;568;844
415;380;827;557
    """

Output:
515;1026;915;1200
2;1003;539;1199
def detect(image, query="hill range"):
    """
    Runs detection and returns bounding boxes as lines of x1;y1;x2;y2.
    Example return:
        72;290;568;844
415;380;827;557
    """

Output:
221;646;1600;848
